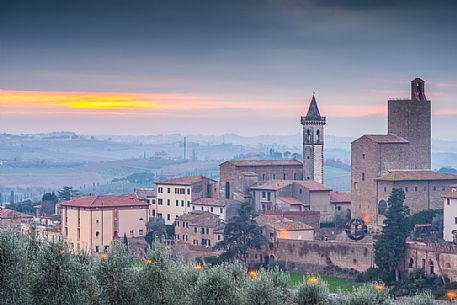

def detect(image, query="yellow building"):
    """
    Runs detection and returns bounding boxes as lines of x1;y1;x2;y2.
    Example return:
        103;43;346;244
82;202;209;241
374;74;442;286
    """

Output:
61;194;148;254
155;176;217;225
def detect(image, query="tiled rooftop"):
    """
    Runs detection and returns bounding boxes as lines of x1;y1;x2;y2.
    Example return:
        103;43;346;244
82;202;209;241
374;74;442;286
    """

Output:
221;159;302;167
0;208;33;219
330;191;351;204
193;198;238;207
176;211;223;228
278;197;306;206
251;180;331;191
60;194;147;208
376;170;457;182
357;134;409;144
256;214;313;231
156;175;212;186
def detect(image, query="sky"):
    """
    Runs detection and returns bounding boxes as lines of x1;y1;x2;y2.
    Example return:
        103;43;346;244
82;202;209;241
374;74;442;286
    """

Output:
1;0;457;139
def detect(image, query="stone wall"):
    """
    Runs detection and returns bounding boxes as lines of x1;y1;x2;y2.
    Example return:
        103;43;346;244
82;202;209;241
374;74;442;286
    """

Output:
275;239;374;275
403;240;457;281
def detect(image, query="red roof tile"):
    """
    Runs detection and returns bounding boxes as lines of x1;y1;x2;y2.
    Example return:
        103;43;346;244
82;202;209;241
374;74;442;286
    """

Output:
330;192;351;204
278;197;307;206
221;159;302;167
359;134;409;144
156;175;214;186
376;170;457;182
193;198;238;207
250;180;331;191
60;194;147;208
256;214;313;231
0;209;33;219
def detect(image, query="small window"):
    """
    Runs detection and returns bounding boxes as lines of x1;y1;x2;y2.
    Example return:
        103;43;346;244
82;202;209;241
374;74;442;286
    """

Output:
415;186;418;192
362;173;365;181
187;189;190;195
95;246;99;253
454;217;457;225
299;189;303;194
273;174;276;179
218;235;221;241
262;192;266;198
405;187;409;192
201;228;205;234
167;188;171;193
176;200;179;207
307;156;310;159
194;227;197;233
176;221;179;227
384;187;387;192
167;214;170;221
139;229;144;236
158;199;163;205
181;200;184;207
433;186;437;191
283;173;286;180
206;228;209;234
220;208;223;213
167;199;170;206
96;219;99;224
210;207;214;212
130;230;134;236
362;154;366;159
187;201;190;207
262;174;266;181
96;231;100;237
448;199;451;205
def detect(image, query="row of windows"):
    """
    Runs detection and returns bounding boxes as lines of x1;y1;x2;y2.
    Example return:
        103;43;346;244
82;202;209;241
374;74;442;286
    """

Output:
194;206;224;214
193;227;210;235
157;199;190;207
175;221;189;228
157;186;190;195
192;239;214;246
382;185;447;192
260;173;300;181
176;234;189;241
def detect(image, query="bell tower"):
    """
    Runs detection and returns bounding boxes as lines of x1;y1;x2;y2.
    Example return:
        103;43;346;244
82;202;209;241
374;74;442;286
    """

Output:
301;95;326;183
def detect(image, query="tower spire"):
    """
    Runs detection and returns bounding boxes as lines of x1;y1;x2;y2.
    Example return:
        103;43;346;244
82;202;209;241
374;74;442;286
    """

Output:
305;95;323;121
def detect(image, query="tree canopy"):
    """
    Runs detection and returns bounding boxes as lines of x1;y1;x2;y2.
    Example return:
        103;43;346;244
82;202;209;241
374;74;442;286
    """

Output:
216;204;266;263
375;188;410;281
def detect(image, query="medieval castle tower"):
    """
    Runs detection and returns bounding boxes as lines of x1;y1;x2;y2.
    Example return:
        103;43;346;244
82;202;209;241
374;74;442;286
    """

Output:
301;96;326;184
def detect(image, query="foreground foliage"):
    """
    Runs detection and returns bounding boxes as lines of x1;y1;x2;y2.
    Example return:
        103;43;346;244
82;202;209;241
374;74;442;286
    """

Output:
0;230;441;305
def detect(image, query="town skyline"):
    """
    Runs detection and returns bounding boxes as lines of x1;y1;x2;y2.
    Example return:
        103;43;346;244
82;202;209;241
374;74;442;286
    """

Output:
2;1;457;138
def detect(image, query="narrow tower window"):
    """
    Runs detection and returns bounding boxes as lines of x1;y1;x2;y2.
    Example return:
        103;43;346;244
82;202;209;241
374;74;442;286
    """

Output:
307;129;311;142
316;129;320;143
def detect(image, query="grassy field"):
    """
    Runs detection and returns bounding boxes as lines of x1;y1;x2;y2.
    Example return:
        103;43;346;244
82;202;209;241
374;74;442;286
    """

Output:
288;272;360;292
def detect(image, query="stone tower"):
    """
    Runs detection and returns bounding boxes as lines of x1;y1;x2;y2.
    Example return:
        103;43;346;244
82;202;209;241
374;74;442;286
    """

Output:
301;95;326;183
388;78;431;169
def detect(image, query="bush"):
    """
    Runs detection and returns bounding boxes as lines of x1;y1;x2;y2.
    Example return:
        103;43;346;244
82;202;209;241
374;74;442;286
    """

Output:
343;284;392;305
398;293;435;305
243;267;291;305
293;276;331;305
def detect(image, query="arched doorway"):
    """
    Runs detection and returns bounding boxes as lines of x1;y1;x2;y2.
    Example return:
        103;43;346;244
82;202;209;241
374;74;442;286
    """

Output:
378;200;388;216
225;181;230;199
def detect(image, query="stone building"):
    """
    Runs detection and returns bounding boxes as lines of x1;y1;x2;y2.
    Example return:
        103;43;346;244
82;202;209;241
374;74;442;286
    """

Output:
351;78;457;225
256;214;315;241
443;184;457;243
174;211;224;249
219;159;303;201
249;180;333;222
330;191;351;214
301;95;326;184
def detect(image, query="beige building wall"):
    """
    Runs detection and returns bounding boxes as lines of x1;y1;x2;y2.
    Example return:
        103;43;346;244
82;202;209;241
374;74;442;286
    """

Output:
156;184;193;224
62;206;148;254
277;229;314;241
193;204;226;220
444;189;457;242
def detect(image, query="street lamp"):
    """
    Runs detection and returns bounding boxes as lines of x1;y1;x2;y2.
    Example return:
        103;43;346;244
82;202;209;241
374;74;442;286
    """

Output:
248;268;257;278
307;276;318;284
446;290;457;302
374;281;385;292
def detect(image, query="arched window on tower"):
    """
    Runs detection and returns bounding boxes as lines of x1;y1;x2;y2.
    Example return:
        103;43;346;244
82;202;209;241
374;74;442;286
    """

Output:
316;130;320;143
307;129;311;143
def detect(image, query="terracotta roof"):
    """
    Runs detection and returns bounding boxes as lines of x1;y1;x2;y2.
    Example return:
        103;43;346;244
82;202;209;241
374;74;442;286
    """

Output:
443;191;457;199
176;211;223;228
376;170;457;182
193;198;240;207
278;197;307;206
134;188;156;200
60;194;147;208
156;175;213;186
221;159;302;167
250;180;331;192
451;184;457;188
330;192;351;204
0;209;33;219
357;134;409;144
256;214;313;231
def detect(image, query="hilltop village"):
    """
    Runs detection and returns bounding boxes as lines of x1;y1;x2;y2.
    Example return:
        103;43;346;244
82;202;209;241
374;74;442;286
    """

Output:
2;78;457;282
